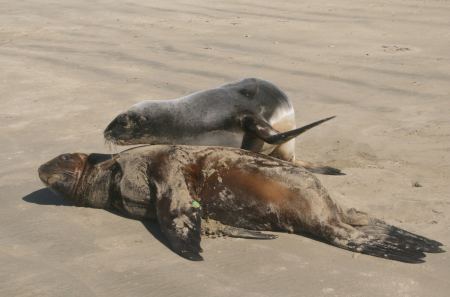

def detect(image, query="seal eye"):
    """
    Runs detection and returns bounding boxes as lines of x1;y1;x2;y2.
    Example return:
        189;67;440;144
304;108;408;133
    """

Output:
117;114;132;128
241;91;250;97
238;87;256;99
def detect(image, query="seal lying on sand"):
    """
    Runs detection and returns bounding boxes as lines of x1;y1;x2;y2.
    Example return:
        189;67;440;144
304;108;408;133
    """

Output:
38;145;443;263
104;78;341;175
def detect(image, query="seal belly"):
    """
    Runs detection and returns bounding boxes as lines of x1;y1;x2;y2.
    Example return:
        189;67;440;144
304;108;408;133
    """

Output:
197;163;304;232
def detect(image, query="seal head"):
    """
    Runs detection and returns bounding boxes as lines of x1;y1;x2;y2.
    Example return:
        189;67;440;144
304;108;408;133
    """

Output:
39;153;119;208
104;111;150;145
38;153;88;203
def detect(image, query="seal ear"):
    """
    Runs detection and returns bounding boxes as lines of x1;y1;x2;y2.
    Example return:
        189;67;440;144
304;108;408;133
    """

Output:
237;78;258;99
155;182;203;260
241;113;335;145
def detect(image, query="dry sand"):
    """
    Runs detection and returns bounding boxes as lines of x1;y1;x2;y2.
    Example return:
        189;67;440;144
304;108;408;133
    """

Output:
1;0;449;296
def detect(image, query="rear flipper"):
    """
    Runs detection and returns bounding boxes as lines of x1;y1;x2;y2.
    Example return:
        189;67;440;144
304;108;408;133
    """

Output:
240;113;336;146
294;159;344;176
325;217;444;263
202;218;277;239
240;113;343;175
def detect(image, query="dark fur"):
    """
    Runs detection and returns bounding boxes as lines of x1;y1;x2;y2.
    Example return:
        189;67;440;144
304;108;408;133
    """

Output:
38;145;444;263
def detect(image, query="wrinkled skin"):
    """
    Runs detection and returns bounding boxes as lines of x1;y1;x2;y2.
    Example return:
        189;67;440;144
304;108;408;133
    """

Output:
104;78;341;175
39;145;443;263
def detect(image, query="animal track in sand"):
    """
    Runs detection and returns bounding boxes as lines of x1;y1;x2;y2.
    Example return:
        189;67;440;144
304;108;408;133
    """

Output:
381;45;412;53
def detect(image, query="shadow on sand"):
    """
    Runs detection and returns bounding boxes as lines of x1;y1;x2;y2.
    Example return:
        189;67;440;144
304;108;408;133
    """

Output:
22;188;172;252
22;188;71;206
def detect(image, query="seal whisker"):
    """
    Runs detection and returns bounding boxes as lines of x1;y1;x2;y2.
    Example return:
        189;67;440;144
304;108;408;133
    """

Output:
104;138;119;153
62;171;76;178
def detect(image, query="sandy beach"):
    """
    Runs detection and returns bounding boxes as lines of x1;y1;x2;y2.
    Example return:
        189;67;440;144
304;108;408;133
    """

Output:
1;0;450;296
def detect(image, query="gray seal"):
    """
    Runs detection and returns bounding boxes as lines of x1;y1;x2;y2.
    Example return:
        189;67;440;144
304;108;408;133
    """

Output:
104;78;341;175
38;145;443;263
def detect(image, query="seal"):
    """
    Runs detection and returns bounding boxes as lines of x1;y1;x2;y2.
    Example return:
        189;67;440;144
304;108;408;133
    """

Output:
38;145;443;263
104;78;341;175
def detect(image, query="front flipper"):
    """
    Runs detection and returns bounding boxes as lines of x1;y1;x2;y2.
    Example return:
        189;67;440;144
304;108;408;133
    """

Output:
156;187;203;261
240;113;335;145
221;226;278;239
202;218;278;239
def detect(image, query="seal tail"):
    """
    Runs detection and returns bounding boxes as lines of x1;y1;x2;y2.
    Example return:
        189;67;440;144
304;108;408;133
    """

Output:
332;218;444;263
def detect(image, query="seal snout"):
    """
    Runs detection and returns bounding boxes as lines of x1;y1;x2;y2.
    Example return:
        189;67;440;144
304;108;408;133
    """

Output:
103;120;117;142
104;113;130;143
38;163;51;185
104;112;144;145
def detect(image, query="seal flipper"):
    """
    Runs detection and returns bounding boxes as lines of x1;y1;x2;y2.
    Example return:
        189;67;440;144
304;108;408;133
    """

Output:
155;187;203;261
294;159;344;176
240;113;335;145
241;113;343;175
322;216;444;263
221;226;278;239
202;218;278;239
241;133;264;152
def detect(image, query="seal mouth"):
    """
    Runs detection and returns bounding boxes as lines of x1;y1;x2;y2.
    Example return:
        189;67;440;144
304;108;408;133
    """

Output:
104;132;146;147
104;129;132;146
103;130;117;144
105;137;125;145
103;129;113;140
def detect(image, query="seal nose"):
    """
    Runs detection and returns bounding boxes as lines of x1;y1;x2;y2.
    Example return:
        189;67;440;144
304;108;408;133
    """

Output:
38;164;50;185
103;122;114;139
104;117;124;142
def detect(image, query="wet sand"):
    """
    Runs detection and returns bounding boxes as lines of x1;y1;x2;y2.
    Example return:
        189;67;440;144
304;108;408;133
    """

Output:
1;0;449;296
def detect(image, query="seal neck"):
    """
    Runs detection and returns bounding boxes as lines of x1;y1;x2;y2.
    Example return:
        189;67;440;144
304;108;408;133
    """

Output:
73;159;120;209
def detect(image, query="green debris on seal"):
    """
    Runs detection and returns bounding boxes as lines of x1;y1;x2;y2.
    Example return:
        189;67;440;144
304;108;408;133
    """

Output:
192;200;201;208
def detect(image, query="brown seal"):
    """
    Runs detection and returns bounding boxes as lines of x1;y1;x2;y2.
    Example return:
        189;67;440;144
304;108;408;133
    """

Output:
38;145;443;262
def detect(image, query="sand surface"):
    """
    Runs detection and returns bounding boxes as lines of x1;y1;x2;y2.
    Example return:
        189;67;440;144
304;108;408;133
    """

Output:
1;0;450;296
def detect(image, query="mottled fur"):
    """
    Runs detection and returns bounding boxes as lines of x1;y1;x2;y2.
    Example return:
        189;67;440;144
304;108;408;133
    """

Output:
38;145;443;262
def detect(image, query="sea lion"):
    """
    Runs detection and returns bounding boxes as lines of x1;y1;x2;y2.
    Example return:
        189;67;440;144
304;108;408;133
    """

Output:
104;78;341;175
38;145;443;263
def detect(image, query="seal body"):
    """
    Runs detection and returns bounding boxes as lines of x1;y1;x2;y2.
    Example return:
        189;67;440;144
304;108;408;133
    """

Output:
38;145;443;262
104;78;340;174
